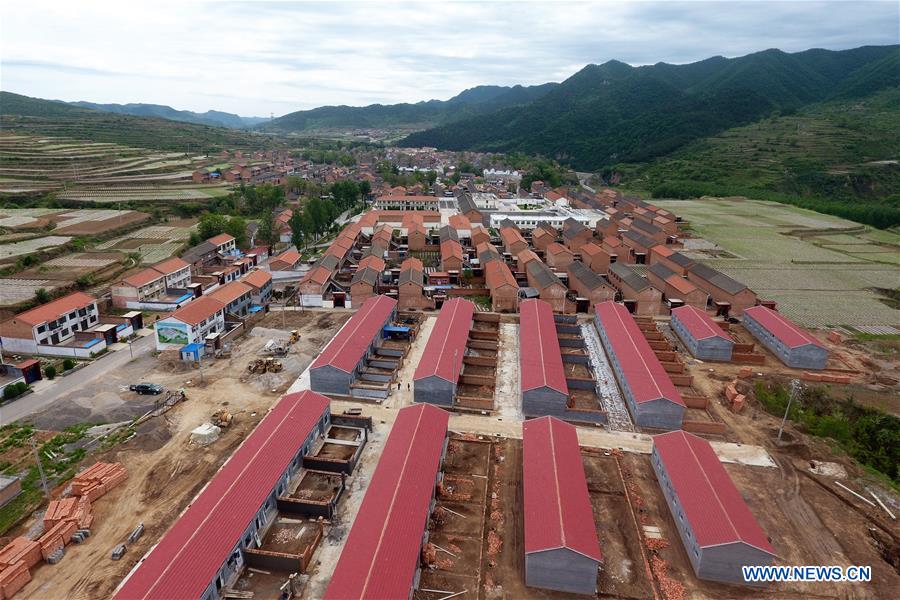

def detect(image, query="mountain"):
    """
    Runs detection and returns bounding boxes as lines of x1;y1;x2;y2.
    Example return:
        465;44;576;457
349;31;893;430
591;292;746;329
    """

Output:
616;87;900;228
0;91;273;152
402;45;900;170
259;82;558;132
64;101;266;128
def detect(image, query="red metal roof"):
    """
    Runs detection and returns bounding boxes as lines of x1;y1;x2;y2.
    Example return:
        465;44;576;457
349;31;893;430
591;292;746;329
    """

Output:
311;295;396;373
744;305;824;349
519;299;568;395
9;292;96;326
653;431;775;554
414;298;473;383
114;391;330;600
671;305;733;342
325;404;449;600
594;302;684;406
523;417;602;561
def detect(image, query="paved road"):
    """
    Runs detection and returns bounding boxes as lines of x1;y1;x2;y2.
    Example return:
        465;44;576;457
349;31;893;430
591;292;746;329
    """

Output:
0;333;156;425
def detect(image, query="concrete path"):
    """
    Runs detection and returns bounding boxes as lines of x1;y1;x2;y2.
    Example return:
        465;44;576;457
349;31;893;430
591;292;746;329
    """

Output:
0;333;156;425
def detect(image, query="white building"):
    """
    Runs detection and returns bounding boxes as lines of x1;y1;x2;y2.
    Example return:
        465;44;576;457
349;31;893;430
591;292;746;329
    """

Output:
154;296;226;351
0;292;105;357
488;206;609;230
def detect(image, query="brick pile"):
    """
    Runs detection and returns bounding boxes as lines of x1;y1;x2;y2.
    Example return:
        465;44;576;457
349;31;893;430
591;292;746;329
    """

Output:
800;371;851;384
0;462;126;599
71;462;127;501
724;380;746;413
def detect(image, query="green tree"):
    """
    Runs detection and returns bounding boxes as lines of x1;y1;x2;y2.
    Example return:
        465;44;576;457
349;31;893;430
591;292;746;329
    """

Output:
34;288;50;303
197;213;228;240
45;365;57;380
225;216;248;248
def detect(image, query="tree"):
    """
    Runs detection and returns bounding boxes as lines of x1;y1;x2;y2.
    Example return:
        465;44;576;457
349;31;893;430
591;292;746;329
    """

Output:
258;210;277;245
225;216;248;248
198;213;228;240
358;179;372;199
289;211;306;249
35;288;50;304
45;365;57;380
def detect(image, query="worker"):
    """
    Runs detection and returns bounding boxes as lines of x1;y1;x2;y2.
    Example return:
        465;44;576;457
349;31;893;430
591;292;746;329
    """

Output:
407;382;410;391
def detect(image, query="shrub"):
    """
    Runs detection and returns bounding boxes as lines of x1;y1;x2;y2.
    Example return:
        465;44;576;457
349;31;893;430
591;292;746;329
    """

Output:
62;358;75;371
44;366;56;380
2;382;30;401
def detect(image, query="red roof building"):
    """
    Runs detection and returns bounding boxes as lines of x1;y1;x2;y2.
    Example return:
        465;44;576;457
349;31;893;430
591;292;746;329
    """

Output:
651;431;776;584
743;305;828;369
671;305;735;361
114;391;331;600
593;302;684;429
413;298;474;406
309;295;397;395
325;404;449;600
519;299;568;412
523;416;602;594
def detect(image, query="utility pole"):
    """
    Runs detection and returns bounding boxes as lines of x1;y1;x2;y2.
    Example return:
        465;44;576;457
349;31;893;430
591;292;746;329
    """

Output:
31;437;50;499
777;379;802;441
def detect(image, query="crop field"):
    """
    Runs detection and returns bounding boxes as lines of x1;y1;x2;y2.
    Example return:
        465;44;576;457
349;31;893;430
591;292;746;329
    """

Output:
55;184;228;203
97;223;194;263
0;278;63;305
655;198;900;328
0;235;71;262
0;208;150;235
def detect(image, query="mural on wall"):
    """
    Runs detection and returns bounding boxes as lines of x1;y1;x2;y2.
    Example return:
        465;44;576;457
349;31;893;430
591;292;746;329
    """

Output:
156;321;190;345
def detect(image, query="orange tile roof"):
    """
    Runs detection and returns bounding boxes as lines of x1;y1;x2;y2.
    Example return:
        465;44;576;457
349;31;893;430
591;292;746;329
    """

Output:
358;255;386;272
485;260;517;289
666;274;697;296
270;250;301;267
122;268;164;288
208;281;252;305
10;292;97;326
168;296;225;326
152;257;190;276
546;242;572;256
207;234;235;246
441;240;463;261
651;244;674;258
242;269;272;289
400;257;423;272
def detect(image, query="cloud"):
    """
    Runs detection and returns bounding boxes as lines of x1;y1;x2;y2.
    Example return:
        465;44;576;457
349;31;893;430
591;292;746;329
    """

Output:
0;0;897;116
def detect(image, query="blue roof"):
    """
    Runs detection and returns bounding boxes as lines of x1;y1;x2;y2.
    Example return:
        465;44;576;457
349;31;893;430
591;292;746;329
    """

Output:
181;343;204;353
249;305;264;313
82;338;102;348
383;325;410;333
175;293;194;303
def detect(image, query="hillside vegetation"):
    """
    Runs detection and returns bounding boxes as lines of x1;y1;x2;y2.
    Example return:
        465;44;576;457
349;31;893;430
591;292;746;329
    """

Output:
66;101;266;129
402;46;900;171
616;89;900;228
259;83;558;132
0;92;274;152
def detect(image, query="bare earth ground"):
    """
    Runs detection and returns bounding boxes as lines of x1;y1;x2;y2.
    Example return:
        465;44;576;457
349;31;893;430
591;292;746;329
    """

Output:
11;310;350;600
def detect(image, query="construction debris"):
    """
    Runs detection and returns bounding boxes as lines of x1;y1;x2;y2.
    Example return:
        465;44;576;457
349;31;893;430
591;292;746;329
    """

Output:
211;410;234;428
835;481;878;508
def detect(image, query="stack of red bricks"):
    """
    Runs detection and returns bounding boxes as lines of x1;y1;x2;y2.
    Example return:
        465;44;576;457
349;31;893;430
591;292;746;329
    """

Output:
0;462;126;599
0;539;41;599
71;462;127;501
43;496;93;532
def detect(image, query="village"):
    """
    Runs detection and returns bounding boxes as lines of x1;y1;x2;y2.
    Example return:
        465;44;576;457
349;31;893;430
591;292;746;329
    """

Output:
0;138;898;600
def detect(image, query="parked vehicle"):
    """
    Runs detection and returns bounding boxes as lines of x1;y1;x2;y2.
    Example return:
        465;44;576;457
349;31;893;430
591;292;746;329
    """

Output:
129;383;163;395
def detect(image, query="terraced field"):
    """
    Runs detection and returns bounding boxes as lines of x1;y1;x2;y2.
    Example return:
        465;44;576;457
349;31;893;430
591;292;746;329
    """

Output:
97;223;195;264
0;133;231;199
656;198;900;328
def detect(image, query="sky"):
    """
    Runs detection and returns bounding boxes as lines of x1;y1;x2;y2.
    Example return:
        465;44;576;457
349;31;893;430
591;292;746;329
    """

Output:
1;0;898;117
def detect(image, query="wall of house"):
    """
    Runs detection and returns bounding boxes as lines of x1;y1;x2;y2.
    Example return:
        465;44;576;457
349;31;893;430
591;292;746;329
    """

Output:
698;543;773;585
744;314;827;369
490;286;518;312
310;364;354;396
413;376;455;406
522;387;568;418
671;316;734;361
525;548;599;595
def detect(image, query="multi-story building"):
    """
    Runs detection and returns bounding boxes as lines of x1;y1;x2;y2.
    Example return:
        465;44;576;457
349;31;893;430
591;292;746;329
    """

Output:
154;296;226;351
0;292;101;356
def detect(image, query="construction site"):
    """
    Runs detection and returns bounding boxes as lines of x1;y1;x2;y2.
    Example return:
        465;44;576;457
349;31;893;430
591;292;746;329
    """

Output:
0;193;897;600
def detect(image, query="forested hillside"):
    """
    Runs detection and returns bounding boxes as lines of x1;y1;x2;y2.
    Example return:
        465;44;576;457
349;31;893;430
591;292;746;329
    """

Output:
259;83;557;132
615;89;900;228
402;46;900;171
